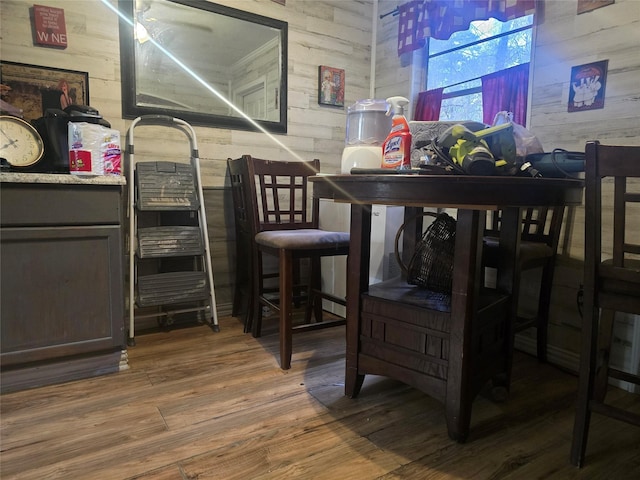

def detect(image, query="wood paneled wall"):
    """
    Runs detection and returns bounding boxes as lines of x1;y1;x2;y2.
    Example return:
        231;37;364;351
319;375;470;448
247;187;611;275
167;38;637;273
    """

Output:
529;0;640;151
374;0;640;367
204;186;236;316
525;0;640;365
2;0;638;366
1;0;376;330
0;0;376;186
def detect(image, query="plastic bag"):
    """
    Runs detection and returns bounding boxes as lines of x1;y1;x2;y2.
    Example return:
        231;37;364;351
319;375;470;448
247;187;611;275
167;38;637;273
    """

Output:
492;111;544;160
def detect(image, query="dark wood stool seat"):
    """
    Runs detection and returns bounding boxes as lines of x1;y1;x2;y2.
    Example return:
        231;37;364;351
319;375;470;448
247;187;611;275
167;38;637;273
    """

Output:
570;141;640;468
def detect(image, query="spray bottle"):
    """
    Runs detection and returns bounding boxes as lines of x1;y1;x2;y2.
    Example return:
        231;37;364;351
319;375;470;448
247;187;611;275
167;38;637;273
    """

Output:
381;96;412;169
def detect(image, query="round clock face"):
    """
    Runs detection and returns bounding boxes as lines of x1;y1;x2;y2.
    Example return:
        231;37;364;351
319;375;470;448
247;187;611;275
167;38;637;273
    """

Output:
0;115;45;167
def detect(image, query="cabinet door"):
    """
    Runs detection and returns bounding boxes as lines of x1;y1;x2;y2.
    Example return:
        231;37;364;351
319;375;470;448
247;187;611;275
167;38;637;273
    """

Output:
1;225;124;366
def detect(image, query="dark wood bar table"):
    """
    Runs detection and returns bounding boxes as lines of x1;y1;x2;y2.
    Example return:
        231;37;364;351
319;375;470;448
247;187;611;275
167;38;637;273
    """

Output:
310;174;583;442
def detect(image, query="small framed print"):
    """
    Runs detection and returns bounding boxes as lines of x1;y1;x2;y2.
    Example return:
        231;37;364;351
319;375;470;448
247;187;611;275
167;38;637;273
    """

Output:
568;60;608;112
318;66;345;107
577;0;614;14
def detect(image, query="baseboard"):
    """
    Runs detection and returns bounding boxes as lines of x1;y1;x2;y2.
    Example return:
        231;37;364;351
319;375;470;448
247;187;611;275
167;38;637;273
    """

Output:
132;302;234;332
515;334;639;393
514;334;579;373
1;350;123;394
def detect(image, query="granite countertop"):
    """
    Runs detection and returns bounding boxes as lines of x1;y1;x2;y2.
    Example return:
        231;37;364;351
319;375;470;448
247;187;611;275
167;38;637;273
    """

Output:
0;172;126;186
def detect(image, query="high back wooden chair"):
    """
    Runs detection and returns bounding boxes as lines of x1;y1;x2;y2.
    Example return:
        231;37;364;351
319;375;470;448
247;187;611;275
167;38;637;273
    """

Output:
483;205;565;362
570;141;640;467
227;157;256;332
230;155;349;369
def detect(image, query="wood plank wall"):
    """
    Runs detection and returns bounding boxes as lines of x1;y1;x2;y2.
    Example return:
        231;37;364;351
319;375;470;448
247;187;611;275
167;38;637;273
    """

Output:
527;0;640;366
0;0;376;186
2;0;638;368
204;186;236;317
374;0;640;368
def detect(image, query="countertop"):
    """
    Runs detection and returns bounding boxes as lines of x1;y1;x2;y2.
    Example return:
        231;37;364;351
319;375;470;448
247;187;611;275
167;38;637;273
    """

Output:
0;172;126;186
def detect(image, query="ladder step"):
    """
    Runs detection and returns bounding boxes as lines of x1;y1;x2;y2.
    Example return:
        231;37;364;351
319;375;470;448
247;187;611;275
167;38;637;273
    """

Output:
136;271;209;307
136;161;199;210
137;226;203;258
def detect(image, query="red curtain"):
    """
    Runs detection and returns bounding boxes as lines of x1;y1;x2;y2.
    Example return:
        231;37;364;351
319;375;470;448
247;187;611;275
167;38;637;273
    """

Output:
397;0;539;56
481;63;529;125
414;88;444;120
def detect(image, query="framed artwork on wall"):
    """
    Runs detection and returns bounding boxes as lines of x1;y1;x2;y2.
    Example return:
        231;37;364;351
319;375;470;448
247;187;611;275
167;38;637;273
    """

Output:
0;61;89;122
318;66;345;107
568;60;608;112
577;0;614;15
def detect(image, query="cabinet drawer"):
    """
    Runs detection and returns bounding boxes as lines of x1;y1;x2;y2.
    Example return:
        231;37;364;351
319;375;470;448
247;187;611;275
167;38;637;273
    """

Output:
1;183;122;226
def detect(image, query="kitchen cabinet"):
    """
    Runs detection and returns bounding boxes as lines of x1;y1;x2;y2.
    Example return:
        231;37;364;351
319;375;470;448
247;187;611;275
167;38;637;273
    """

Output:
0;173;127;393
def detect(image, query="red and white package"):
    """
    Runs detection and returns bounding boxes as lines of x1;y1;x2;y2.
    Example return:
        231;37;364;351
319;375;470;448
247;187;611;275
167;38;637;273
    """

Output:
68;122;121;176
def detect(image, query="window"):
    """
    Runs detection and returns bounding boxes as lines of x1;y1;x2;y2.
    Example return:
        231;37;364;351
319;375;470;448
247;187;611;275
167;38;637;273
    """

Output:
426;15;534;122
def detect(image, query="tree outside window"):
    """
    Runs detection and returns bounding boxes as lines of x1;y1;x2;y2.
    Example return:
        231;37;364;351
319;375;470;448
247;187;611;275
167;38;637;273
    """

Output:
426;15;534;122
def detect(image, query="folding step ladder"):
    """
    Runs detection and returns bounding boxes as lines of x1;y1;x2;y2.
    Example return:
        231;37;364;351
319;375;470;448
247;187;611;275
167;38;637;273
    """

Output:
126;115;218;346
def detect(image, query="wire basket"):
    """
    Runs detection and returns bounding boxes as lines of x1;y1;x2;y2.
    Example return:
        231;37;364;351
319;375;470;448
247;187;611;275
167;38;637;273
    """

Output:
394;212;456;294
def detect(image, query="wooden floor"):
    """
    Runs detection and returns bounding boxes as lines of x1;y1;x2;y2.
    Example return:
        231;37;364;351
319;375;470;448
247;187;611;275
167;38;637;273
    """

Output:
1;316;639;480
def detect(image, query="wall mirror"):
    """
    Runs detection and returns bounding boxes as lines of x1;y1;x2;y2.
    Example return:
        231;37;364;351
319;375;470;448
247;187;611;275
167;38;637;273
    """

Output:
118;0;288;133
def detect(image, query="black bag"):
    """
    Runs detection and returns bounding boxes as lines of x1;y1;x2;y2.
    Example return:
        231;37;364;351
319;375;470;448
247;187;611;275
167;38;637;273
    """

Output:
30;106;111;173
395;212;456;294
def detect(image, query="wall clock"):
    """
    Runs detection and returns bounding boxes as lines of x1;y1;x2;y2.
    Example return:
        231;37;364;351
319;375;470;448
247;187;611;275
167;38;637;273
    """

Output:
0;115;45;167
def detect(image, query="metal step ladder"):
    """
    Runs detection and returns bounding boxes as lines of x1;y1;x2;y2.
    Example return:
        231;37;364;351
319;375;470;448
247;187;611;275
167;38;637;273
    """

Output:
126;115;218;346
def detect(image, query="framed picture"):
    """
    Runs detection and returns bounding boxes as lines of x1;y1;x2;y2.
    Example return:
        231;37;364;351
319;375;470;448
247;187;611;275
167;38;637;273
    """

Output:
0;61;89;122
577;0;614;14
568;60;608;112
318;66;345;107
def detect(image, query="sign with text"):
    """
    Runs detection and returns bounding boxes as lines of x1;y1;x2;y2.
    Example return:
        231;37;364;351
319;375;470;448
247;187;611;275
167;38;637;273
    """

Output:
32;5;67;48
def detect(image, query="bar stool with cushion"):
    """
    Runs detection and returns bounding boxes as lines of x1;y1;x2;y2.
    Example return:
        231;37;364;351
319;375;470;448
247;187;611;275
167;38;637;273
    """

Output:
483;205;565;363
570;141;640;467
231;155;349;369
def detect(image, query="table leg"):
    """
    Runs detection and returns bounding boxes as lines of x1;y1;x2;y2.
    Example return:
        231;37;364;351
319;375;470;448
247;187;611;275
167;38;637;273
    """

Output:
495;207;522;390
345;203;371;398
445;209;484;442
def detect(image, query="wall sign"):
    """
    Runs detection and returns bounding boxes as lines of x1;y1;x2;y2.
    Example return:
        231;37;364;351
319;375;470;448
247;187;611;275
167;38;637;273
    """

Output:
31;5;67;48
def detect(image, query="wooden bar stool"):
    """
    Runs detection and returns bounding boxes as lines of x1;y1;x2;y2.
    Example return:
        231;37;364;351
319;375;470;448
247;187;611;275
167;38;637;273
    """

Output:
229;155;349;369
483;206;565;363
570;141;640;467
227;157;256;332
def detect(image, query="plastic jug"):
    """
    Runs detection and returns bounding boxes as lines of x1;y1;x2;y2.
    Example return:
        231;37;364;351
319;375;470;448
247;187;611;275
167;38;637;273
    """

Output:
341;99;392;173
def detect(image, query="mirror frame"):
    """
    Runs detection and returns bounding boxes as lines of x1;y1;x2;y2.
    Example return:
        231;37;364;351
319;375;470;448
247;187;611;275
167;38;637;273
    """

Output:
117;0;288;133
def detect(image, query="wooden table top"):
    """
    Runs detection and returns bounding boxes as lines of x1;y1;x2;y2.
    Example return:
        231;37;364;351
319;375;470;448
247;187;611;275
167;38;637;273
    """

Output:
310;174;584;209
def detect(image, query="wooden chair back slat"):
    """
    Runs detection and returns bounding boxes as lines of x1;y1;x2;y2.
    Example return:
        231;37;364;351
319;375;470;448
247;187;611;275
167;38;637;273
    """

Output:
244;156;319;232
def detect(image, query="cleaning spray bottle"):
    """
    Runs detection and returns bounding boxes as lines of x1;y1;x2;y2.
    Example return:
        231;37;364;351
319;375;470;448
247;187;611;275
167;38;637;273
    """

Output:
381;96;412;169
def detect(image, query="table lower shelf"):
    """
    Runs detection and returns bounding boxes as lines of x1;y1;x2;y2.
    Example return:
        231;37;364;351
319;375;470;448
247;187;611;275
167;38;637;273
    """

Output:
359;277;510;402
